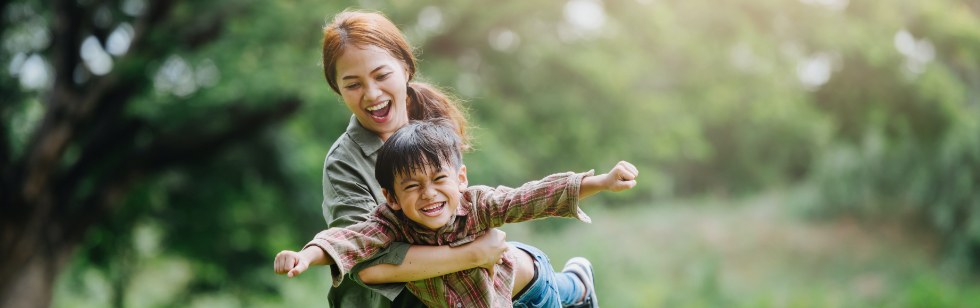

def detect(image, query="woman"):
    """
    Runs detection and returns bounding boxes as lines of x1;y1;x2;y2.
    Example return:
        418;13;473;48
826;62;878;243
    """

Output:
317;10;508;307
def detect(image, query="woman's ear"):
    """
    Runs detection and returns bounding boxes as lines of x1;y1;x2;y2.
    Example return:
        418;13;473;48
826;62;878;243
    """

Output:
457;165;468;191
383;189;401;210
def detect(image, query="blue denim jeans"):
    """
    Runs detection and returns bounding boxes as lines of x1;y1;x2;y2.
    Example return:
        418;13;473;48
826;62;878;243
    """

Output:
511;242;584;308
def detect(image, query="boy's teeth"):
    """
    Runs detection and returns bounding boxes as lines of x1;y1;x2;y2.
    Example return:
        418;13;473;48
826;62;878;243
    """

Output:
422;202;443;212
366;101;389;111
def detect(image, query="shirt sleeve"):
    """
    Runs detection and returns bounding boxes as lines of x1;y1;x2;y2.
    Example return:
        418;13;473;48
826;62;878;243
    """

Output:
321;156;413;297
322;157;377;229
474;170;594;228
303;217;396;287
347;241;411;301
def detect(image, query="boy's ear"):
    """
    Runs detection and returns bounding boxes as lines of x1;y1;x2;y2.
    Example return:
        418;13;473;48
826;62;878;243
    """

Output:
457;164;468;191
383;188;401;210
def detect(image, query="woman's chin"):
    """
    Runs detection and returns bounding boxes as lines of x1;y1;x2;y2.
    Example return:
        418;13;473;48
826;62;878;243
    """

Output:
358;113;408;139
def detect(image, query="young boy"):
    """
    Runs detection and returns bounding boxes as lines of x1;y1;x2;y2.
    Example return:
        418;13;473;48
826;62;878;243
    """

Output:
274;120;638;308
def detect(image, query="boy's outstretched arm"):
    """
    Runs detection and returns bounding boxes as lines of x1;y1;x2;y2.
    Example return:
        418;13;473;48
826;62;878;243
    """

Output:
274;246;332;278
580;161;639;199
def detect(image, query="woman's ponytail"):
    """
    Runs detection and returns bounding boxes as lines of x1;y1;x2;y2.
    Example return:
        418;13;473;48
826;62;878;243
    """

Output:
407;82;470;151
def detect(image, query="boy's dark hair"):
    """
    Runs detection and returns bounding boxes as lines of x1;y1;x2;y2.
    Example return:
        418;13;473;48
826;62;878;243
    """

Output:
375;120;463;200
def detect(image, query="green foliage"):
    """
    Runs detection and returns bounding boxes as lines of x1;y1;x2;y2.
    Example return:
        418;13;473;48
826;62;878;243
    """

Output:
502;198;980;307
0;0;973;305
403;0;839;199
801;0;980;272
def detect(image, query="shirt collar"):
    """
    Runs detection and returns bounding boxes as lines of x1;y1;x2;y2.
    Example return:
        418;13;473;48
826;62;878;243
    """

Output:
454;196;471;216
431;198;471;232
345;115;384;156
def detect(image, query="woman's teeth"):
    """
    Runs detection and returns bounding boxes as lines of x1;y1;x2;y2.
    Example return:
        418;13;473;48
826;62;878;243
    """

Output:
366;100;389;111
366;100;392;119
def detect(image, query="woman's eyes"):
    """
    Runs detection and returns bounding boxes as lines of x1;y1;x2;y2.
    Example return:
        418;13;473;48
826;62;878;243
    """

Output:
342;73;390;90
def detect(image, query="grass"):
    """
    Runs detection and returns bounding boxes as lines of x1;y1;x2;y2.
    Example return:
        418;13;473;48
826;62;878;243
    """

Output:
501;192;980;307
54;190;980;307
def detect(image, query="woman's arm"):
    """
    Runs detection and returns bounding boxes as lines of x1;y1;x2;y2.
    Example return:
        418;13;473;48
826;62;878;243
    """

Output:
323;155;507;285
357;229;508;284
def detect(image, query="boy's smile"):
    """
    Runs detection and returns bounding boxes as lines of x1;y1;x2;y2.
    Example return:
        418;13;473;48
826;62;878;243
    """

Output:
384;163;468;230
418;201;447;217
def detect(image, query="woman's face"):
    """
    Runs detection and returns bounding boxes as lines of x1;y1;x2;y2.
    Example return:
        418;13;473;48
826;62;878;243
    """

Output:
335;45;410;141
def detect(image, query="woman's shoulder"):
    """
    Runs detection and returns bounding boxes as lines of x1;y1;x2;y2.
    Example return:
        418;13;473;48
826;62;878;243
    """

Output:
325;132;359;162
325;125;379;163
321;132;377;183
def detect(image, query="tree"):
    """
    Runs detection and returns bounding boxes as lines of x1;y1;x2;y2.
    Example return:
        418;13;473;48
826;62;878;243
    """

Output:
0;1;301;306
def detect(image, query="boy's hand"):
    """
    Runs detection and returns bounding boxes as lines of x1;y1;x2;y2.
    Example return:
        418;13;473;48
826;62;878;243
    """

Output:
581;161;639;199
275;250;311;278
603;161;638;192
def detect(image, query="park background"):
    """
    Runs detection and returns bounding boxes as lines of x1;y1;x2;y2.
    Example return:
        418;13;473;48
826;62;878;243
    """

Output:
2;0;980;306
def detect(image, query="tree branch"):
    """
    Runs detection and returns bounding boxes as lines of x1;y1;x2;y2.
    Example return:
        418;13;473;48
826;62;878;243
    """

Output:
143;99;301;170
58;117;143;203
16;0;89;207
0;120;9;176
77;0;177;119
50;0;82;98
61;98;301;243
18;0;179;207
0;0;10;36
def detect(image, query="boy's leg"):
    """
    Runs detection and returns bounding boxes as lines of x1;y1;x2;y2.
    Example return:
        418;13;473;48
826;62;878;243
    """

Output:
553;267;585;305
509;242;562;308
561;257;598;308
509;242;596;307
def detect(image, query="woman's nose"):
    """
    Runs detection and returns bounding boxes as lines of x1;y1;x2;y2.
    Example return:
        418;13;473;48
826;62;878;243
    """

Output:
363;82;382;101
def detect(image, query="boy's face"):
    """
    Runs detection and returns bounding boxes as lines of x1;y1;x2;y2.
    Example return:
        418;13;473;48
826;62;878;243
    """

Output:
383;163;468;230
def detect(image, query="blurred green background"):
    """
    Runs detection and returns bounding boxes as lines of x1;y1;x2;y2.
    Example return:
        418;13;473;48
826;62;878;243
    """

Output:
3;0;980;306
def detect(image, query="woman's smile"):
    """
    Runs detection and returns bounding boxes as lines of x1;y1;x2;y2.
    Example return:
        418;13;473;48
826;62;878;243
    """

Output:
365;100;392;122
335;45;410;140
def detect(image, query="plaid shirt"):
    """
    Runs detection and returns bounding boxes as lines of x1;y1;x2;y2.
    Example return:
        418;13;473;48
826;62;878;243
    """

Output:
304;171;593;308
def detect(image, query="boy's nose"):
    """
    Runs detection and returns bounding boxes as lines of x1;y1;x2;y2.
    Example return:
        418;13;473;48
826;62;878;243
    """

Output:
421;187;436;200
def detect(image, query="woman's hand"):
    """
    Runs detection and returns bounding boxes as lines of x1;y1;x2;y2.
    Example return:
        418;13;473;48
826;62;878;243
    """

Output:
467;229;508;277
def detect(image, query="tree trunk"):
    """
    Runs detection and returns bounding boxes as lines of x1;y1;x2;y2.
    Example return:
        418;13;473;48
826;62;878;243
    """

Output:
0;223;74;308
